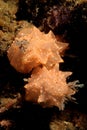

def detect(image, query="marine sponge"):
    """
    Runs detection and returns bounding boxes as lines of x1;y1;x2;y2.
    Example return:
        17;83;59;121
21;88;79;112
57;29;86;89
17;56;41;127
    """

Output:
7;25;76;110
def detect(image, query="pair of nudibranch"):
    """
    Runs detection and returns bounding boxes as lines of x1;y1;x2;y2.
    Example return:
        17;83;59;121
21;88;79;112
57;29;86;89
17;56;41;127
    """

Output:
7;25;79;110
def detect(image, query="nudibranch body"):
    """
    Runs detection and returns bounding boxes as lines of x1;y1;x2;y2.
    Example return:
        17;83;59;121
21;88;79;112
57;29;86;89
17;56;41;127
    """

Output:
7;25;76;110
7;26;67;73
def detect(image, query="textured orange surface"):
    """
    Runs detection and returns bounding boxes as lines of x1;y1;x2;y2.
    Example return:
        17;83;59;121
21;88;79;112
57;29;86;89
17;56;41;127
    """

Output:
7;25;76;110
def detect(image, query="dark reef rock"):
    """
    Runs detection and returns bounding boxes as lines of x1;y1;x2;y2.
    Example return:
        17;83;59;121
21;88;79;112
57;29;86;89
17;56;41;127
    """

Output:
0;0;87;129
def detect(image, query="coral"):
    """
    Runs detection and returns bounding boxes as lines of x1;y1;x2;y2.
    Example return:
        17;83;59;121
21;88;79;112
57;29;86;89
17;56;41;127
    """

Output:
7;25;76;110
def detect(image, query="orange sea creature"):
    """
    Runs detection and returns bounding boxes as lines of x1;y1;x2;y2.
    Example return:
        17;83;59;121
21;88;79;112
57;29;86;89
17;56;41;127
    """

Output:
7;25;76;110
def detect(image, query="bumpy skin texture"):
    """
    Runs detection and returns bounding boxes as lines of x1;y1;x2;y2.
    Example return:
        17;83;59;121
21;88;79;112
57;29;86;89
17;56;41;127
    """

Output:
7;25;76;110
24;66;75;110
7;26;67;73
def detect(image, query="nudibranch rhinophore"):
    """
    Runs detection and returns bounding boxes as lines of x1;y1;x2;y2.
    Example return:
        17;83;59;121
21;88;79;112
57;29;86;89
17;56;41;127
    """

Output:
7;25;76;110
